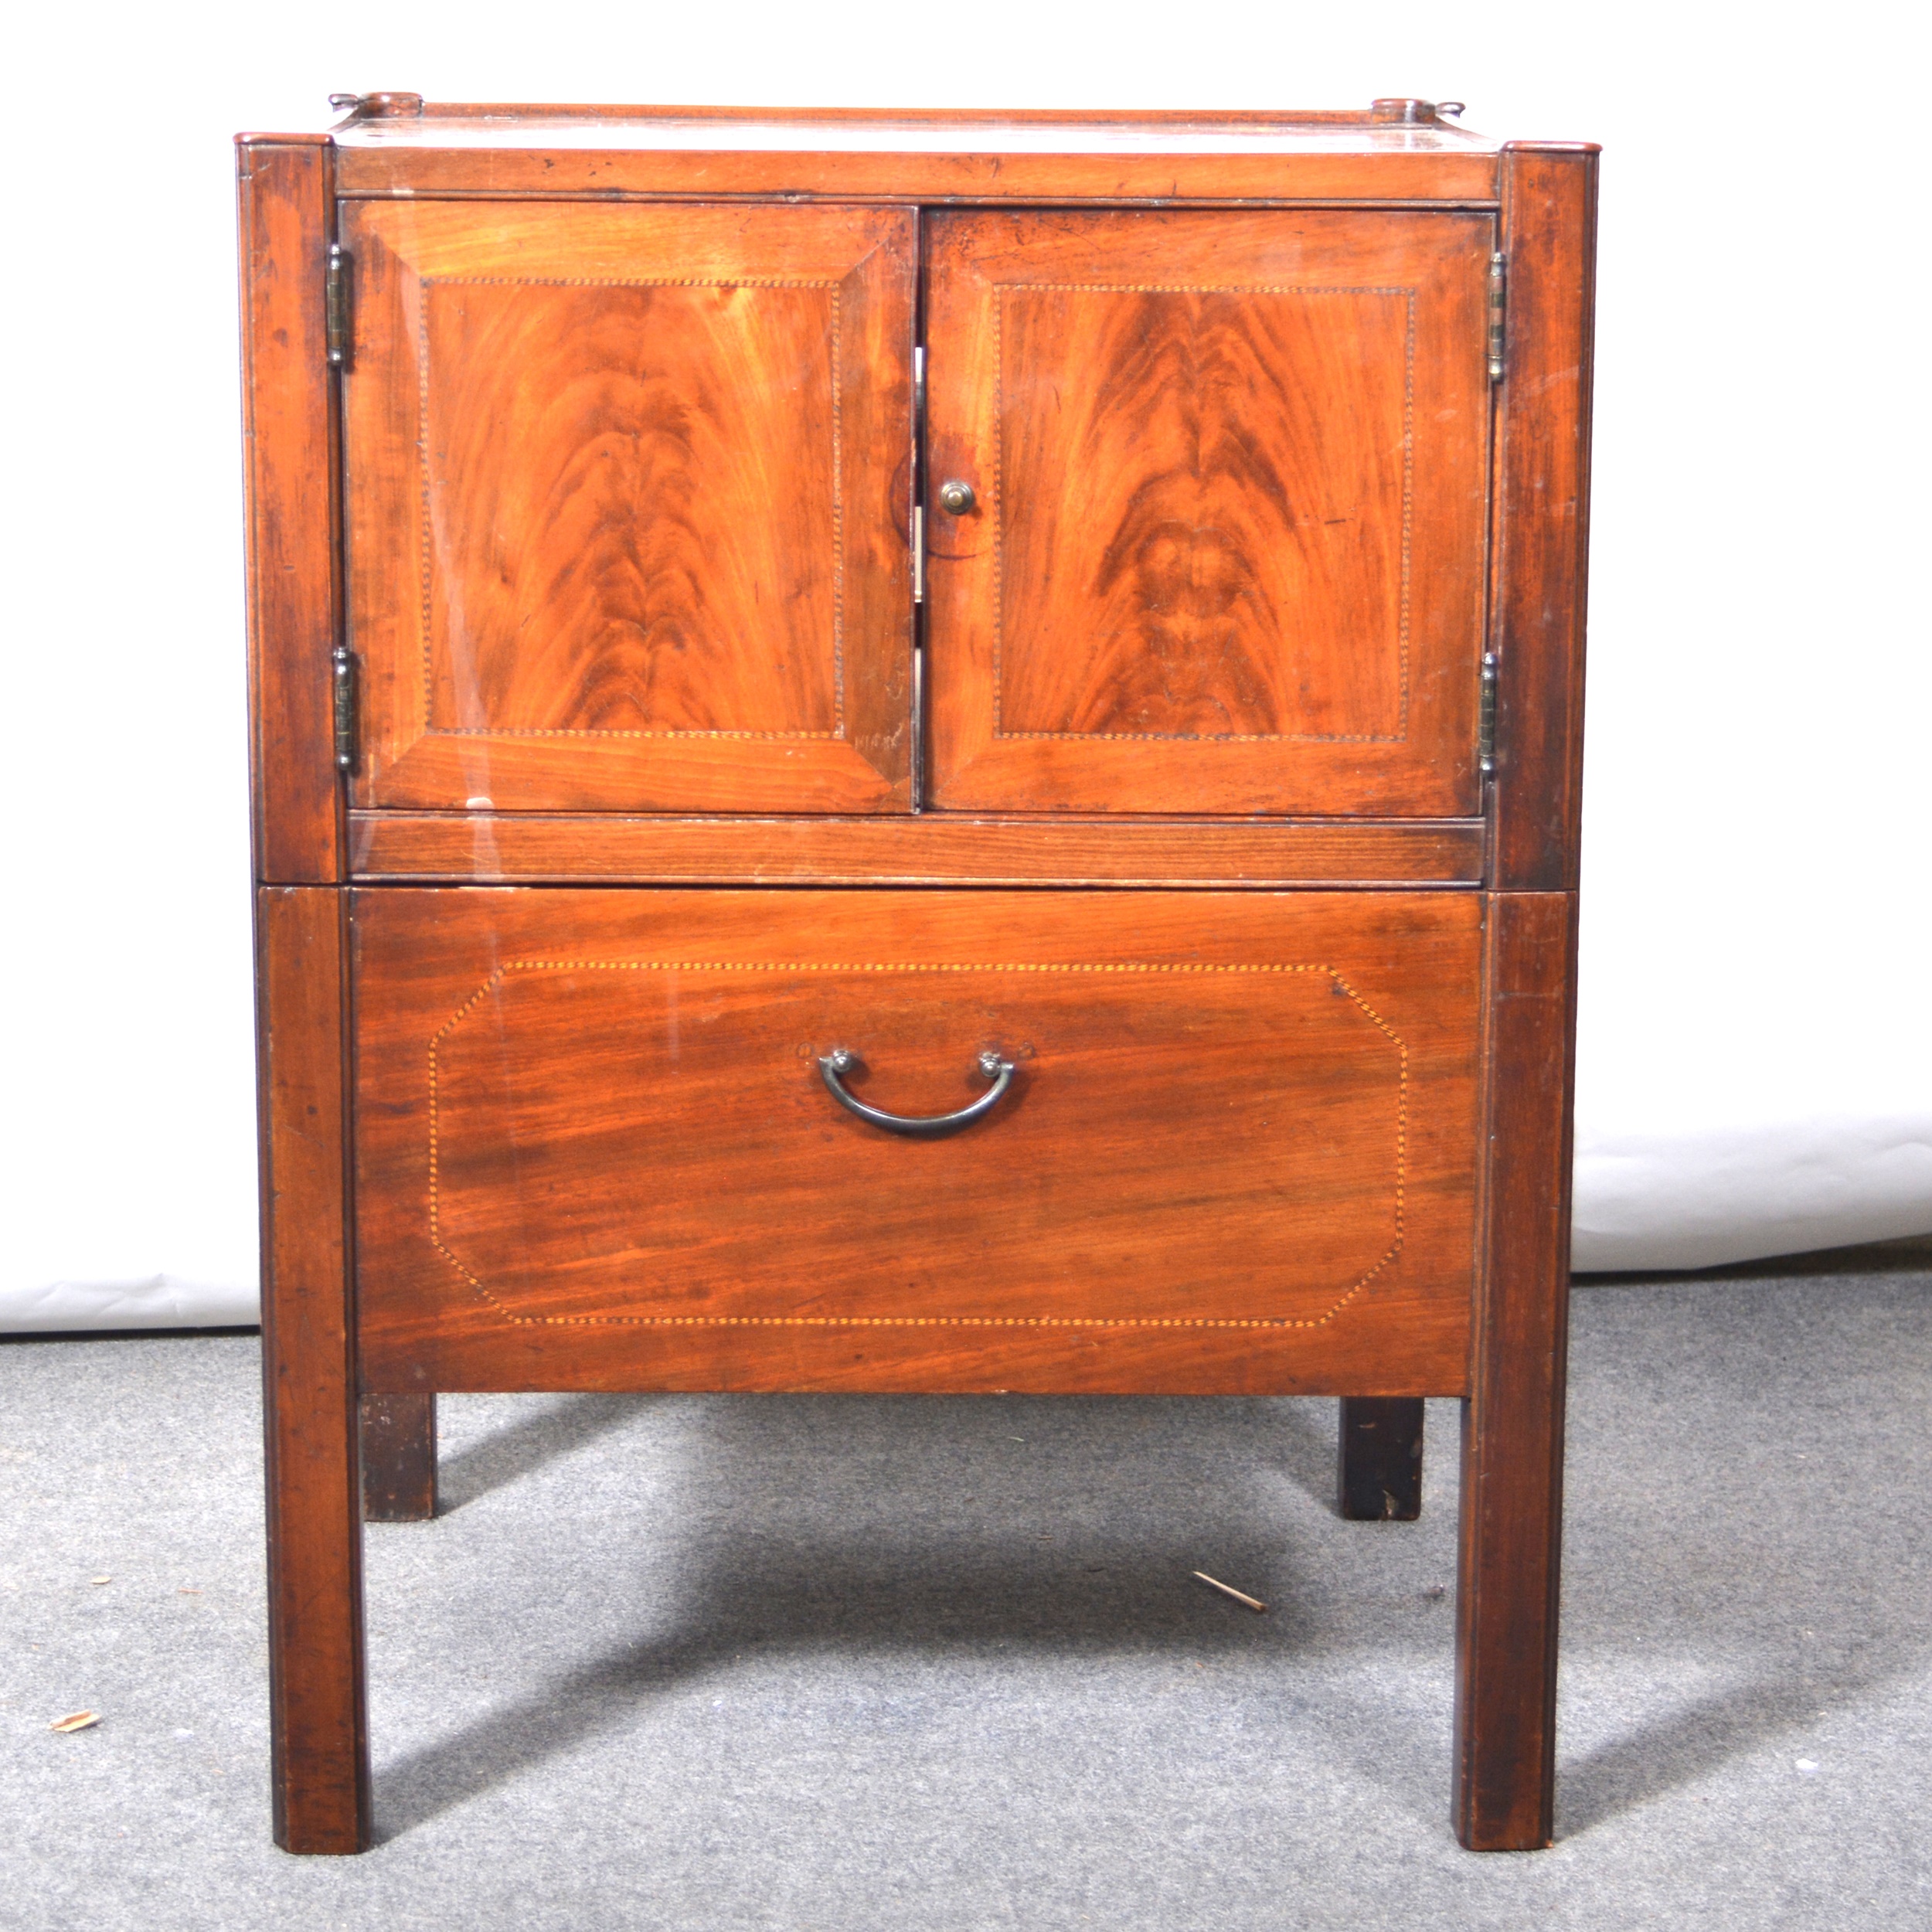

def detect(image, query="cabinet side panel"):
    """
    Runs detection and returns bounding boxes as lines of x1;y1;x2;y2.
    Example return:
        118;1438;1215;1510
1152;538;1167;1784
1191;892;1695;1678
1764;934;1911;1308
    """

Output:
1489;148;1597;891
238;137;342;883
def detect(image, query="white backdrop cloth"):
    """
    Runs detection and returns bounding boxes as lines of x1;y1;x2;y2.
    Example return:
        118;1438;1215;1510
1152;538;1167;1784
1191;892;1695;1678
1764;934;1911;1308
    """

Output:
4;3;1930;1330
5;1277;260;1335
1572;1107;1932;1274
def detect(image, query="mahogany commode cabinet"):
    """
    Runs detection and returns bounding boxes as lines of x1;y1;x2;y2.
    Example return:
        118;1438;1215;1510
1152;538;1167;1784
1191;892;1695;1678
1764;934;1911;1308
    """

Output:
239;95;1595;1855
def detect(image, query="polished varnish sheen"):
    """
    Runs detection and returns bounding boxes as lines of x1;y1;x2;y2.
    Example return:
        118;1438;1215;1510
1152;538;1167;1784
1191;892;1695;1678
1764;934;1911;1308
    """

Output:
999;283;1411;737
342;201;917;813
345;811;1488;886
241;98;1596;1859
924;208;1491;816
419;277;842;734
352;888;1479;1394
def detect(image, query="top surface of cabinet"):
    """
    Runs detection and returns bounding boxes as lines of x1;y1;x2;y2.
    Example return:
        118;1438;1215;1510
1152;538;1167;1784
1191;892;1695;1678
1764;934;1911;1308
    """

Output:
329;101;1504;152
313;99;1515;202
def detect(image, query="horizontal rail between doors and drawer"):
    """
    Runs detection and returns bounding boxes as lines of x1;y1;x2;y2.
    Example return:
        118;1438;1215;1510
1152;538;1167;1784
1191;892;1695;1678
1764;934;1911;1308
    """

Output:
345;813;1487;888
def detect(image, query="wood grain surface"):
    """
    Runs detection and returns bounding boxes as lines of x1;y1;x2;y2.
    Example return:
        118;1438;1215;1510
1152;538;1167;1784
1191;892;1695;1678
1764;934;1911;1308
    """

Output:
925;209;1492;815
420;281;840;736
345;812;1486;886
1488;147;1597;890
359;1393;437;1522
236;138;342;883
997;284;1410;740
353;889;1481;1396
256;887;369;1852
328;105;1502;203
1338;1395;1425;1520
239;110;1597;1855
341;202;916;813
1454;889;1579;1849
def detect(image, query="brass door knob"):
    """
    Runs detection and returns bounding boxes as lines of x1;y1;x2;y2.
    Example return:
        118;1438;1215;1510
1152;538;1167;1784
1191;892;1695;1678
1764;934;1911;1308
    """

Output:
937;480;977;515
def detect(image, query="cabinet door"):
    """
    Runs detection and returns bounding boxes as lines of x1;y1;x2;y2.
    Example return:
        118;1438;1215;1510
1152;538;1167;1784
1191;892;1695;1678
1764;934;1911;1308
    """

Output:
342;203;916;813
924;210;1492;816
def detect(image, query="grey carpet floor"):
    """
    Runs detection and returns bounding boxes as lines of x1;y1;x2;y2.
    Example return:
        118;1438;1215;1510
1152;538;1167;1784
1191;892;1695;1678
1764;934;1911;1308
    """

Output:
3;1270;1929;1931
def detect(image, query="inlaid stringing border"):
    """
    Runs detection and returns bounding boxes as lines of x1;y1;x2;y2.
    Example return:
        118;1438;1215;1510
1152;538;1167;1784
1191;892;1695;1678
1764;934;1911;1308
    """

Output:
424;958;1409;1332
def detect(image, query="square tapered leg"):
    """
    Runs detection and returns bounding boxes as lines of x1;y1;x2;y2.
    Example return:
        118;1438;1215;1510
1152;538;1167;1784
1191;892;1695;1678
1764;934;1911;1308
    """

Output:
1338;1397;1425;1520
258;887;371;1855
1452;893;1576;1851
361;1393;437;1522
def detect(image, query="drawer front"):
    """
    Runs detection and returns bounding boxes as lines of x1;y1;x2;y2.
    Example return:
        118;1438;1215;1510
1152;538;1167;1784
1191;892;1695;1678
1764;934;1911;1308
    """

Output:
354;889;1481;1394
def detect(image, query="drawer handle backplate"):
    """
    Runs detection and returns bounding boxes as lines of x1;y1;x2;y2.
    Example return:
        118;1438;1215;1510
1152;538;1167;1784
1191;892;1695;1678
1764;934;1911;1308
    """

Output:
818;1047;1015;1138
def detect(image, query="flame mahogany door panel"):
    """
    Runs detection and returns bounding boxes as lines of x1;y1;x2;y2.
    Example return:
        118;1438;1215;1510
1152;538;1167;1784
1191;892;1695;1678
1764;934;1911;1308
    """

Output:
353;886;1480;1396
923;209;1492;816
341;202;917;814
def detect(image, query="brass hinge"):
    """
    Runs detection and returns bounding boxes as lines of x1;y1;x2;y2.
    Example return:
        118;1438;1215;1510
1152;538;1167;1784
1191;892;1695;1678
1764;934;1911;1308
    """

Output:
1486;252;1507;382
325;243;352;369
332;646;359;772
1478;652;1498;773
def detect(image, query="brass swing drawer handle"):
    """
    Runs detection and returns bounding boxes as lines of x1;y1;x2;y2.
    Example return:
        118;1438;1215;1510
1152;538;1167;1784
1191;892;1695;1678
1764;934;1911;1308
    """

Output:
818;1048;1015;1137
